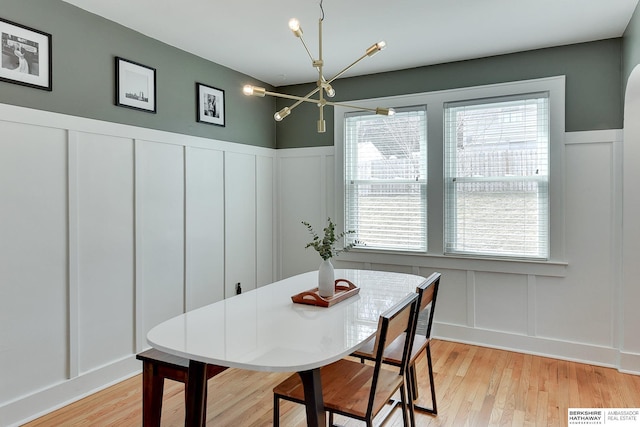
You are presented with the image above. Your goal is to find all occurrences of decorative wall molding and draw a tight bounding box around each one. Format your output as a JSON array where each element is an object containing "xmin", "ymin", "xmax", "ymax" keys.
[
  {"xmin": 0, "ymin": 102, "xmax": 276, "ymax": 426},
  {"xmin": 0, "ymin": 103, "xmax": 275, "ymax": 157},
  {"xmin": 276, "ymin": 130, "xmax": 633, "ymax": 376},
  {"xmin": 434, "ymin": 324, "xmax": 626, "ymax": 371},
  {"xmin": 564, "ymin": 129, "xmax": 623, "ymax": 144}
]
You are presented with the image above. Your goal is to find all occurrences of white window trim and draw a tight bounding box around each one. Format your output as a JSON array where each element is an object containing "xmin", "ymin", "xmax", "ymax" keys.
[{"xmin": 334, "ymin": 76, "xmax": 567, "ymax": 275}]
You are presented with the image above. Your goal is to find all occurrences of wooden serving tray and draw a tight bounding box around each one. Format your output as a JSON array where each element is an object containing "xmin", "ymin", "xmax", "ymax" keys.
[{"xmin": 291, "ymin": 279, "xmax": 360, "ymax": 307}]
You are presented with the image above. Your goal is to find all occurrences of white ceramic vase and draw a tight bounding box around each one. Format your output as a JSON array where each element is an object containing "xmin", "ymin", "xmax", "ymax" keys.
[{"xmin": 318, "ymin": 259, "xmax": 335, "ymax": 298}]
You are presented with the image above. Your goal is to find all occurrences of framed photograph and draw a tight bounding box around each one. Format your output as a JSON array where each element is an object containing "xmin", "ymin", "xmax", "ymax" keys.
[
  {"xmin": 115, "ymin": 57, "xmax": 156, "ymax": 113},
  {"xmin": 0, "ymin": 17, "xmax": 52, "ymax": 91},
  {"xmin": 197, "ymin": 82, "xmax": 225, "ymax": 126}
]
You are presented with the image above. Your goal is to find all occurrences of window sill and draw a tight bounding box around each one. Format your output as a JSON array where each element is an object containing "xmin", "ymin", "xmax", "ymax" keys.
[{"xmin": 339, "ymin": 249, "xmax": 567, "ymax": 277}]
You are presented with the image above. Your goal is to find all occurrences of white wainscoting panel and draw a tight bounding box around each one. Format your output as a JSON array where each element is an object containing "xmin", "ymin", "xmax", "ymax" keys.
[
  {"xmin": 475, "ymin": 272, "xmax": 528, "ymax": 335},
  {"xmin": 224, "ymin": 151, "xmax": 257, "ymax": 296},
  {"xmin": 277, "ymin": 150, "xmax": 330, "ymax": 279},
  {"xmin": 256, "ymin": 155, "xmax": 275, "ymax": 287},
  {"xmin": 135, "ymin": 140, "xmax": 186, "ymax": 348},
  {"xmin": 185, "ymin": 147, "xmax": 225, "ymax": 310},
  {"xmin": 0, "ymin": 121, "xmax": 69, "ymax": 404},
  {"xmin": 535, "ymin": 142, "xmax": 614, "ymax": 347},
  {"xmin": 76, "ymin": 132, "xmax": 135, "ymax": 374}
]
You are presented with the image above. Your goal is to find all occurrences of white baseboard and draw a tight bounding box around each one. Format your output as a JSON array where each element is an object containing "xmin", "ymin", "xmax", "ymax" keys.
[
  {"xmin": 619, "ymin": 351, "xmax": 640, "ymax": 375},
  {"xmin": 435, "ymin": 322, "xmax": 639, "ymax": 375},
  {"xmin": 0, "ymin": 355, "xmax": 141, "ymax": 427}
]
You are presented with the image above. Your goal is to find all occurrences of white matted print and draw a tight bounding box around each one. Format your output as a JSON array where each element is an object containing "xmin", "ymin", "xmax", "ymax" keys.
[
  {"xmin": 197, "ymin": 82, "xmax": 225, "ymax": 127},
  {"xmin": 0, "ymin": 17, "xmax": 52, "ymax": 91},
  {"xmin": 115, "ymin": 57, "xmax": 156, "ymax": 113}
]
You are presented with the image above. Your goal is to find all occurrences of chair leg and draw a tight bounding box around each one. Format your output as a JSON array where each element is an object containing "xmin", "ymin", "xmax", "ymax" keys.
[
  {"xmin": 408, "ymin": 381, "xmax": 418, "ymax": 427},
  {"xmin": 426, "ymin": 344, "xmax": 438, "ymax": 414},
  {"xmin": 407, "ymin": 344, "xmax": 438, "ymax": 415},
  {"xmin": 405, "ymin": 369, "xmax": 416, "ymax": 423},
  {"xmin": 273, "ymin": 394, "xmax": 280, "ymax": 427},
  {"xmin": 413, "ymin": 344, "xmax": 438, "ymax": 415},
  {"xmin": 410, "ymin": 363, "xmax": 419, "ymax": 400},
  {"xmin": 398, "ymin": 382, "xmax": 412, "ymax": 427}
]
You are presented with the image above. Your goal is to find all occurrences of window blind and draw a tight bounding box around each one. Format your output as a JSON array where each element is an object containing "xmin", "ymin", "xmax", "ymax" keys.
[
  {"xmin": 344, "ymin": 107, "xmax": 427, "ymax": 252},
  {"xmin": 443, "ymin": 93, "xmax": 550, "ymax": 259}
]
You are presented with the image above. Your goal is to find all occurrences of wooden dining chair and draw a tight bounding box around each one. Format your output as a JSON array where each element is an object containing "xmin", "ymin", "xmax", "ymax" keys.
[
  {"xmin": 352, "ymin": 272, "xmax": 441, "ymax": 415},
  {"xmin": 273, "ymin": 292, "xmax": 419, "ymax": 427}
]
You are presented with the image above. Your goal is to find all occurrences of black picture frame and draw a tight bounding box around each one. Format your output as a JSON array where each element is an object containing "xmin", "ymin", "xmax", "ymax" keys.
[
  {"xmin": 196, "ymin": 82, "xmax": 225, "ymax": 127},
  {"xmin": 115, "ymin": 57, "xmax": 156, "ymax": 113},
  {"xmin": 0, "ymin": 17, "xmax": 52, "ymax": 91}
]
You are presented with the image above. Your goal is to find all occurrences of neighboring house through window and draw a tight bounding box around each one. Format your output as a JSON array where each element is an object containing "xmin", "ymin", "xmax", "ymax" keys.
[
  {"xmin": 444, "ymin": 93, "xmax": 550, "ymax": 259},
  {"xmin": 344, "ymin": 107, "xmax": 428, "ymax": 252}
]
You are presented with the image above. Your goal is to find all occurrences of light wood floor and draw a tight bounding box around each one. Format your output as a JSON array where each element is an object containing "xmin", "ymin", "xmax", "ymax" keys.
[{"xmin": 24, "ymin": 340, "xmax": 640, "ymax": 426}]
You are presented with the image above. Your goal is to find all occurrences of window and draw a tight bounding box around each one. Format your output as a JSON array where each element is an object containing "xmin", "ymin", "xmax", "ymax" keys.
[
  {"xmin": 444, "ymin": 94, "xmax": 550, "ymax": 259},
  {"xmin": 344, "ymin": 107, "xmax": 427, "ymax": 251},
  {"xmin": 335, "ymin": 76, "xmax": 564, "ymax": 262}
]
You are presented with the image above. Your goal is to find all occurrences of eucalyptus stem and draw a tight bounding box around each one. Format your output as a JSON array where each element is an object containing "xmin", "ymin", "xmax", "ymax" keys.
[{"xmin": 302, "ymin": 217, "xmax": 356, "ymax": 260}]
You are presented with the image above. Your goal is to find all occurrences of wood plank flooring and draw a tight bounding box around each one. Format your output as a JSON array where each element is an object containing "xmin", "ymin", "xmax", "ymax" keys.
[{"xmin": 23, "ymin": 340, "xmax": 640, "ymax": 426}]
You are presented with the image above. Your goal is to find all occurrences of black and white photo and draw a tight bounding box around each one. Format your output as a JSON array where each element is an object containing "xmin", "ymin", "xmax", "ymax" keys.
[
  {"xmin": 197, "ymin": 82, "xmax": 225, "ymax": 126},
  {"xmin": 115, "ymin": 57, "xmax": 156, "ymax": 113},
  {"xmin": 0, "ymin": 17, "xmax": 52, "ymax": 91}
]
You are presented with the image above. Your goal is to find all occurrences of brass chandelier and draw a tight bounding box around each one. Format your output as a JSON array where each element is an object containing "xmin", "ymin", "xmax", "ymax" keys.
[{"xmin": 242, "ymin": 1, "xmax": 394, "ymax": 133}]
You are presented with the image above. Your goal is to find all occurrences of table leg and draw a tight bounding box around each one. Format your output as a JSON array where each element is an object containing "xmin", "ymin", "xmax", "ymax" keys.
[
  {"xmin": 298, "ymin": 369, "xmax": 326, "ymax": 427},
  {"xmin": 185, "ymin": 360, "xmax": 207, "ymax": 427},
  {"xmin": 141, "ymin": 361, "xmax": 163, "ymax": 427}
]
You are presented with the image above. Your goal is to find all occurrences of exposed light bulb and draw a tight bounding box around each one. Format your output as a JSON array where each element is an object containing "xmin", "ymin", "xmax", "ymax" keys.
[
  {"xmin": 366, "ymin": 41, "xmax": 387, "ymax": 57},
  {"xmin": 324, "ymin": 84, "xmax": 335, "ymax": 97},
  {"xmin": 375, "ymin": 107, "xmax": 395, "ymax": 116},
  {"xmin": 274, "ymin": 107, "xmax": 291, "ymax": 121},
  {"xmin": 289, "ymin": 18, "xmax": 302, "ymax": 37},
  {"xmin": 243, "ymin": 85, "xmax": 266, "ymax": 97}
]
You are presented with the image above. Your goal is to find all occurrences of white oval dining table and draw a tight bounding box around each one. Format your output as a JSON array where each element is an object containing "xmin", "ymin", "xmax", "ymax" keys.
[{"xmin": 147, "ymin": 268, "xmax": 427, "ymax": 426}]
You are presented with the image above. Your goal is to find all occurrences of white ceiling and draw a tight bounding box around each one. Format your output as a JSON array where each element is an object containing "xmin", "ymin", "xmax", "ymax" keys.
[{"xmin": 62, "ymin": 0, "xmax": 639, "ymax": 87}]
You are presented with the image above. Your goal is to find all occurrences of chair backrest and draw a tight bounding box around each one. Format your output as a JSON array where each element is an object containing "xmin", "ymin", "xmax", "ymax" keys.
[
  {"xmin": 415, "ymin": 272, "xmax": 441, "ymax": 340},
  {"xmin": 371, "ymin": 292, "xmax": 418, "ymax": 361},
  {"xmin": 367, "ymin": 292, "xmax": 419, "ymax": 414}
]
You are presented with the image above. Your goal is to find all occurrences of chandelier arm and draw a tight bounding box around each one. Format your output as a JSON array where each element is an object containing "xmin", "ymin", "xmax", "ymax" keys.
[
  {"xmin": 297, "ymin": 34, "xmax": 316, "ymax": 66},
  {"xmin": 323, "ymin": 100, "xmax": 379, "ymax": 112},
  {"xmin": 280, "ymin": 96, "xmax": 311, "ymax": 116},
  {"xmin": 325, "ymin": 53, "xmax": 369, "ymax": 85},
  {"xmin": 324, "ymin": 101, "xmax": 394, "ymax": 116},
  {"xmin": 263, "ymin": 90, "xmax": 322, "ymax": 104}
]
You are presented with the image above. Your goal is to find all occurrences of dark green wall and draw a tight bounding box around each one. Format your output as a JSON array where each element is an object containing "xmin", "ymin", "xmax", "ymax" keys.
[
  {"xmin": 1, "ymin": 1, "xmax": 629, "ymax": 150},
  {"xmin": 0, "ymin": 0, "xmax": 276, "ymax": 148},
  {"xmin": 623, "ymin": 2, "xmax": 640, "ymax": 93},
  {"xmin": 276, "ymin": 39, "xmax": 623, "ymax": 149}
]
